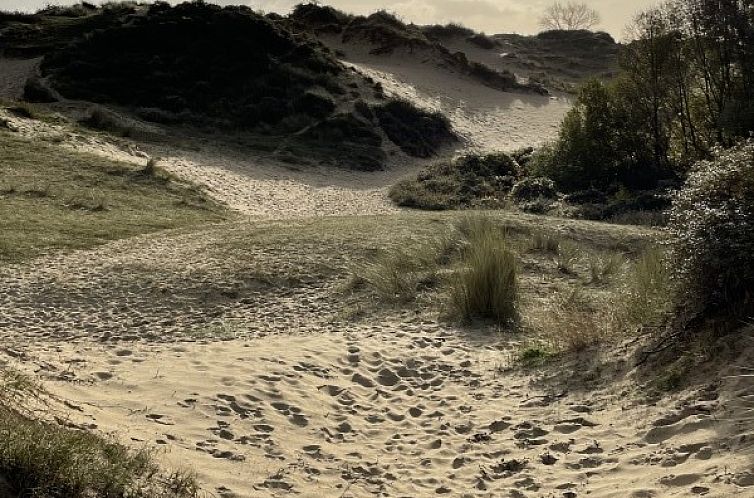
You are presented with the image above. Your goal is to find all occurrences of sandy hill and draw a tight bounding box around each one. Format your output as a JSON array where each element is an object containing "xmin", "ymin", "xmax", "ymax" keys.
[
  {"xmin": 287, "ymin": 5, "xmax": 547, "ymax": 95},
  {"xmin": 0, "ymin": 2, "xmax": 456, "ymax": 170},
  {"xmin": 1, "ymin": 4, "xmax": 754, "ymax": 498},
  {"xmin": 427, "ymin": 27, "xmax": 619, "ymax": 90}
]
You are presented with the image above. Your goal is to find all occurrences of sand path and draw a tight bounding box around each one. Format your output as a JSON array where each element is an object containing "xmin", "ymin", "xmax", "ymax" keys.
[
  {"xmin": 1, "ymin": 59, "xmax": 753, "ymax": 497},
  {"xmin": 2, "ymin": 213, "xmax": 753, "ymax": 497}
]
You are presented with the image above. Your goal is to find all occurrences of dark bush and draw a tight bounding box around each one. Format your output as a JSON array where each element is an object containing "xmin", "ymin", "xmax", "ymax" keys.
[
  {"xmin": 467, "ymin": 33, "xmax": 497, "ymax": 49},
  {"xmin": 510, "ymin": 177, "xmax": 557, "ymax": 203},
  {"xmin": 389, "ymin": 152, "xmax": 521, "ymax": 210},
  {"xmin": 302, "ymin": 113, "xmax": 381, "ymax": 146},
  {"xmin": 375, "ymin": 100, "xmax": 455, "ymax": 157},
  {"xmin": 456, "ymin": 152, "xmax": 520, "ymax": 178},
  {"xmin": 422, "ymin": 23, "xmax": 474, "ymax": 40},
  {"xmin": 510, "ymin": 146, "xmax": 535, "ymax": 168},
  {"xmin": 343, "ymin": 11, "xmax": 430, "ymax": 54},
  {"xmin": 23, "ymin": 78, "xmax": 57, "ymax": 103},
  {"xmin": 293, "ymin": 91, "xmax": 336, "ymax": 118},
  {"xmin": 668, "ymin": 141, "xmax": 754, "ymax": 317},
  {"xmin": 354, "ymin": 100, "xmax": 374, "ymax": 120},
  {"xmin": 564, "ymin": 189, "xmax": 608, "ymax": 205},
  {"xmin": 290, "ymin": 2, "xmax": 350, "ymax": 32}
]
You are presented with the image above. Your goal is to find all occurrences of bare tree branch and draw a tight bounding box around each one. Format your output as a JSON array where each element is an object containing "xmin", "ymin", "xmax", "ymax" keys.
[{"xmin": 539, "ymin": 2, "xmax": 601, "ymax": 31}]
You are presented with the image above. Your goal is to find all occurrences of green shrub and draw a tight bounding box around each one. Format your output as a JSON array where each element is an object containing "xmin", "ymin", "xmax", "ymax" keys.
[
  {"xmin": 450, "ymin": 225, "xmax": 518, "ymax": 324},
  {"xmin": 388, "ymin": 152, "xmax": 519, "ymax": 210},
  {"xmin": 668, "ymin": 140, "xmax": 754, "ymax": 316},
  {"xmin": 530, "ymin": 79, "xmax": 666, "ymax": 193},
  {"xmin": 510, "ymin": 177, "xmax": 557, "ymax": 203},
  {"xmin": 456, "ymin": 152, "xmax": 520, "ymax": 178}
]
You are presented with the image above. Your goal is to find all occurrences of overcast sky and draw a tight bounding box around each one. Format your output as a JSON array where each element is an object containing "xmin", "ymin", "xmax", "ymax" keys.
[{"xmin": 0, "ymin": 0, "xmax": 657, "ymax": 38}]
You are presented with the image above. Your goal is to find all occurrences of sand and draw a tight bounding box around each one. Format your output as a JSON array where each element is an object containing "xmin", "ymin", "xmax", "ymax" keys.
[{"xmin": 1, "ymin": 52, "xmax": 754, "ymax": 497}]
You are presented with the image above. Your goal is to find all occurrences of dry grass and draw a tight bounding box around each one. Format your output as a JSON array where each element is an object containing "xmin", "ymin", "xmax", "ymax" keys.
[
  {"xmin": 587, "ymin": 252, "xmax": 625, "ymax": 284},
  {"xmin": 354, "ymin": 242, "xmax": 442, "ymax": 303},
  {"xmin": 614, "ymin": 246, "xmax": 673, "ymax": 328},
  {"xmin": 0, "ymin": 368, "xmax": 198, "ymax": 498},
  {"xmin": 530, "ymin": 287, "xmax": 605, "ymax": 352},
  {"xmin": 528, "ymin": 231, "xmax": 560, "ymax": 254},
  {"xmin": 0, "ymin": 130, "xmax": 224, "ymax": 263},
  {"xmin": 449, "ymin": 220, "xmax": 518, "ymax": 324}
]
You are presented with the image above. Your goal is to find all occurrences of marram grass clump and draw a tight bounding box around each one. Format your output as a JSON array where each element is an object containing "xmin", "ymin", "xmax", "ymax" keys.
[{"xmin": 450, "ymin": 225, "xmax": 518, "ymax": 324}]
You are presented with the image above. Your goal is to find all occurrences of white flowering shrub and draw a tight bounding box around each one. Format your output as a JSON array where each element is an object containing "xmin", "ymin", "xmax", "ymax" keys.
[{"xmin": 668, "ymin": 140, "xmax": 754, "ymax": 313}]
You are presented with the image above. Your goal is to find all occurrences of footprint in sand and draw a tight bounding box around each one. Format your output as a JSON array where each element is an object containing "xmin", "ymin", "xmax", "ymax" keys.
[
  {"xmin": 553, "ymin": 417, "xmax": 598, "ymax": 434},
  {"xmin": 145, "ymin": 413, "xmax": 174, "ymax": 425}
]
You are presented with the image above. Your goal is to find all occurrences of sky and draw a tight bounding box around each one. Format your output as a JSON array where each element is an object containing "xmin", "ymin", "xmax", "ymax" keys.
[{"xmin": 0, "ymin": 0, "xmax": 658, "ymax": 38}]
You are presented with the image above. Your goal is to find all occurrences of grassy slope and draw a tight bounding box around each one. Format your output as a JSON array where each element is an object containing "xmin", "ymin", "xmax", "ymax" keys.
[
  {"xmin": 0, "ymin": 130, "xmax": 224, "ymax": 263},
  {"xmin": 0, "ymin": 369, "xmax": 198, "ymax": 498}
]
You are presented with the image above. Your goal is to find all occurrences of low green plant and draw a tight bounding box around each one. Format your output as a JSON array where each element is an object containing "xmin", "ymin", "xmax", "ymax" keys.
[{"xmin": 517, "ymin": 343, "xmax": 556, "ymax": 366}]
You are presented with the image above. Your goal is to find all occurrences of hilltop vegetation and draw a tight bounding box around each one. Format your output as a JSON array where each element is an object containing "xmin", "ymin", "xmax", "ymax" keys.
[
  {"xmin": 426, "ymin": 25, "xmax": 619, "ymax": 89},
  {"xmin": 0, "ymin": 1, "xmax": 456, "ymax": 170},
  {"xmin": 288, "ymin": 4, "xmax": 548, "ymax": 94}
]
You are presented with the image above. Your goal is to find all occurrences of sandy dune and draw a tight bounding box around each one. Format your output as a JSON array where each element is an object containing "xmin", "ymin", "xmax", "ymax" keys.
[
  {"xmin": 2, "ymin": 55, "xmax": 754, "ymax": 498},
  {"xmin": 328, "ymin": 39, "xmax": 572, "ymax": 153},
  {"xmin": 15, "ymin": 333, "xmax": 754, "ymax": 498},
  {"xmin": 2, "ymin": 211, "xmax": 753, "ymax": 497}
]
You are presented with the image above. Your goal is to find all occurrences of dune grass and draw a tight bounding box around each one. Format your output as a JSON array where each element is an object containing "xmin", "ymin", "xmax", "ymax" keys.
[
  {"xmin": 0, "ymin": 368, "xmax": 198, "ymax": 498},
  {"xmin": 0, "ymin": 130, "xmax": 224, "ymax": 263},
  {"xmin": 342, "ymin": 212, "xmax": 663, "ymax": 340},
  {"xmin": 450, "ymin": 223, "xmax": 518, "ymax": 324}
]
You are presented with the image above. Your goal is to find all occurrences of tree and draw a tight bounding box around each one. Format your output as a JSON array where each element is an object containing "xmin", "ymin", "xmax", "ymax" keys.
[{"xmin": 539, "ymin": 1, "xmax": 601, "ymax": 31}]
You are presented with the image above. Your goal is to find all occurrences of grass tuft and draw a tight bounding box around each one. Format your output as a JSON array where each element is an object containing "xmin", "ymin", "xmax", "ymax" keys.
[
  {"xmin": 450, "ymin": 221, "xmax": 518, "ymax": 324},
  {"xmin": 528, "ymin": 231, "xmax": 560, "ymax": 254}
]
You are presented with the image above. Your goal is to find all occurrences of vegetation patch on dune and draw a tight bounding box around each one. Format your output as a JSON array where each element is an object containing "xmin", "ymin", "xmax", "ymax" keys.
[
  {"xmin": 390, "ymin": 147, "xmax": 672, "ymax": 224},
  {"xmin": 2, "ymin": 2, "xmax": 457, "ymax": 169},
  {"xmin": 0, "ymin": 368, "xmax": 197, "ymax": 498},
  {"xmin": 289, "ymin": 4, "xmax": 547, "ymax": 94},
  {"xmin": 0, "ymin": 128, "xmax": 223, "ymax": 263}
]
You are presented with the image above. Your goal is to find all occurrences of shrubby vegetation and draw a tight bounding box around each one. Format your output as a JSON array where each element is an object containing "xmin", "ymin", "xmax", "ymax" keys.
[
  {"xmin": 389, "ymin": 152, "xmax": 523, "ymax": 210},
  {"xmin": 668, "ymin": 140, "xmax": 754, "ymax": 320},
  {"xmin": 3, "ymin": 2, "xmax": 457, "ymax": 170},
  {"xmin": 535, "ymin": 0, "xmax": 754, "ymax": 191}
]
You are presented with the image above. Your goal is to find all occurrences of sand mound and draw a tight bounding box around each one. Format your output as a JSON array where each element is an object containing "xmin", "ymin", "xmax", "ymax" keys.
[{"xmin": 348, "ymin": 58, "xmax": 570, "ymax": 152}]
